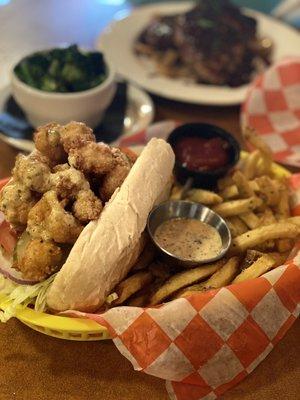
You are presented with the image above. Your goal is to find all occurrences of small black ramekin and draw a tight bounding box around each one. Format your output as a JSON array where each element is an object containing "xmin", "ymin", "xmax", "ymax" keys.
[{"xmin": 167, "ymin": 123, "xmax": 240, "ymax": 189}]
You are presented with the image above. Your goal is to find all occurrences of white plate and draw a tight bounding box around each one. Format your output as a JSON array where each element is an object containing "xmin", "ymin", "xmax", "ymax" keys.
[
  {"xmin": 97, "ymin": 2, "xmax": 300, "ymax": 106},
  {"xmin": 0, "ymin": 84, "xmax": 154, "ymax": 153}
]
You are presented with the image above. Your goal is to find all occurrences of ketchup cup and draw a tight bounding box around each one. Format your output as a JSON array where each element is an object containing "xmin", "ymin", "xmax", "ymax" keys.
[{"xmin": 167, "ymin": 123, "xmax": 240, "ymax": 189}]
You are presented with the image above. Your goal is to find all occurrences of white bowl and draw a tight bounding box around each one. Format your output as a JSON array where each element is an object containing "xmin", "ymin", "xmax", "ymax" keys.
[{"xmin": 10, "ymin": 56, "xmax": 117, "ymax": 128}]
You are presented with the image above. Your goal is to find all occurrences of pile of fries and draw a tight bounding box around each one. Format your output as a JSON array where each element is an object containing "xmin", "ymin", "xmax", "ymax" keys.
[{"xmin": 107, "ymin": 128, "xmax": 300, "ymax": 308}]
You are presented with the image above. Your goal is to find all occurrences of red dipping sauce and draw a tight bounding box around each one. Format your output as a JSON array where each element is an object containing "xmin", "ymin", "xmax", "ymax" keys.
[{"xmin": 174, "ymin": 136, "xmax": 230, "ymax": 172}]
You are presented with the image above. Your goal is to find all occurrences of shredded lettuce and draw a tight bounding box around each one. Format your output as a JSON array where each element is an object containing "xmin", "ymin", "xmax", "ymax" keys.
[
  {"xmin": 105, "ymin": 292, "xmax": 118, "ymax": 305},
  {"xmin": 0, "ymin": 273, "xmax": 56, "ymax": 322}
]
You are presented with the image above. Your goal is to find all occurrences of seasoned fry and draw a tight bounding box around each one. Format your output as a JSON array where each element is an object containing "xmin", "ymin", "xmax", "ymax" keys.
[
  {"xmin": 286, "ymin": 216, "xmax": 300, "ymax": 227},
  {"xmin": 232, "ymin": 171, "xmax": 254, "ymax": 198},
  {"xmin": 225, "ymin": 219, "xmax": 241, "ymax": 238},
  {"xmin": 243, "ymin": 127, "xmax": 273, "ymax": 159},
  {"xmin": 217, "ymin": 175, "xmax": 234, "ymax": 191},
  {"xmin": 276, "ymin": 187, "xmax": 290, "ymax": 218},
  {"xmin": 240, "ymin": 212, "xmax": 260, "ymax": 229},
  {"xmin": 132, "ymin": 243, "xmax": 156, "ymax": 271},
  {"xmin": 170, "ymin": 185, "xmax": 183, "ymax": 200},
  {"xmin": 231, "ymin": 222, "xmax": 300, "ymax": 254},
  {"xmin": 243, "ymin": 150, "xmax": 261, "ymax": 179},
  {"xmin": 127, "ymin": 293, "xmax": 149, "ymax": 307},
  {"xmin": 212, "ymin": 196, "xmax": 262, "ymax": 218},
  {"xmin": 112, "ymin": 271, "xmax": 153, "ymax": 305},
  {"xmin": 149, "ymin": 259, "xmax": 225, "ymax": 305},
  {"xmin": 259, "ymin": 207, "xmax": 277, "ymax": 226},
  {"xmin": 148, "ymin": 262, "xmax": 172, "ymax": 280},
  {"xmin": 232, "ymin": 254, "xmax": 276, "ymax": 283},
  {"xmin": 227, "ymin": 216, "xmax": 248, "ymax": 236},
  {"xmin": 268, "ymin": 252, "xmax": 289, "ymax": 268},
  {"xmin": 254, "ymin": 176, "xmax": 280, "ymax": 206},
  {"xmin": 276, "ymin": 239, "xmax": 293, "ymax": 253},
  {"xmin": 176, "ymin": 257, "xmax": 240, "ymax": 298},
  {"xmin": 219, "ymin": 185, "xmax": 239, "ymax": 200},
  {"xmin": 186, "ymin": 188, "xmax": 222, "ymax": 205},
  {"xmin": 255, "ymin": 240, "xmax": 275, "ymax": 252},
  {"xmin": 240, "ymin": 249, "xmax": 264, "ymax": 270}
]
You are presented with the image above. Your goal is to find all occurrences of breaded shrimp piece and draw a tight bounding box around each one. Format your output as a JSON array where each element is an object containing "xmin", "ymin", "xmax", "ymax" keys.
[
  {"xmin": 13, "ymin": 151, "xmax": 51, "ymax": 193},
  {"xmin": 100, "ymin": 148, "xmax": 132, "ymax": 202},
  {"xmin": 34, "ymin": 123, "xmax": 67, "ymax": 164},
  {"xmin": 60, "ymin": 121, "xmax": 95, "ymax": 153},
  {"xmin": 0, "ymin": 180, "xmax": 37, "ymax": 228},
  {"xmin": 68, "ymin": 142, "xmax": 115, "ymax": 175},
  {"xmin": 16, "ymin": 238, "xmax": 63, "ymax": 281},
  {"xmin": 27, "ymin": 191, "xmax": 83, "ymax": 244},
  {"xmin": 72, "ymin": 189, "xmax": 103, "ymax": 223},
  {"xmin": 50, "ymin": 166, "xmax": 89, "ymax": 198}
]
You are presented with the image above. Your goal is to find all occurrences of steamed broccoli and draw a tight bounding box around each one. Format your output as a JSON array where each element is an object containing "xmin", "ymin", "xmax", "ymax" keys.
[{"xmin": 14, "ymin": 45, "xmax": 107, "ymax": 93}]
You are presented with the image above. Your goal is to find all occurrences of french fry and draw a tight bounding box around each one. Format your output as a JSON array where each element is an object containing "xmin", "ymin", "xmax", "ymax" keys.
[
  {"xmin": 240, "ymin": 249, "xmax": 264, "ymax": 270},
  {"xmin": 249, "ymin": 180, "xmax": 260, "ymax": 192},
  {"xmin": 217, "ymin": 175, "xmax": 234, "ymax": 191},
  {"xmin": 259, "ymin": 207, "xmax": 277, "ymax": 226},
  {"xmin": 268, "ymin": 252, "xmax": 289, "ymax": 268},
  {"xmin": 149, "ymin": 259, "xmax": 225, "ymax": 305},
  {"xmin": 255, "ymin": 240, "xmax": 276, "ymax": 252},
  {"xmin": 254, "ymin": 176, "xmax": 280, "ymax": 206},
  {"xmin": 176, "ymin": 257, "xmax": 240, "ymax": 298},
  {"xmin": 225, "ymin": 219, "xmax": 241, "ymax": 238},
  {"xmin": 232, "ymin": 254, "xmax": 276, "ymax": 283},
  {"xmin": 240, "ymin": 212, "xmax": 260, "ymax": 229},
  {"xmin": 243, "ymin": 127, "xmax": 273, "ymax": 159},
  {"xmin": 148, "ymin": 262, "xmax": 172, "ymax": 280},
  {"xmin": 170, "ymin": 185, "xmax": 183, "ymax": 200},
  {"xmin": 286, "ymin": 216, "xmax": 300, "ymax": 227},
  {"xmin": 231, "ymin": 222, "xmax": 300, "ymax": 254},
  {"xmin": 276, "ymin": 239, "xmax": 293, "ymax": 253},
  {"xmin": 127, "ymin": 293, "xmax": 149, "ymax": 307},
  {"xmin": 243, "ymin": 150, "xmax": 261, "ymax": 179},
  {"xmin": 227, "ymin": 216, "xmax": 248, "ymax": 235},
  {"xmin": 276, "ymin": 186, "xmax": 290, "ymax": 218},
  {"xmin": 219, "ymin": 185, "xmax": 239, "ymax": 200},
  {"xmin": 212, "ymin": 196, "xmax": 262, "ymax": 218},
  {"xmin": 232, "ymin": 170, "xmax": 254, "ymax": 198},
  {"xmin": 132, "ymin": 243, "xmax": 156, "ymax": 271},
  {"xmin": 186, "ymin": 188, "xmax": 222, "ymax": 205},
  {"xmin": 112, "ymin": 271, "xmax": 153, "ymax": 305}
]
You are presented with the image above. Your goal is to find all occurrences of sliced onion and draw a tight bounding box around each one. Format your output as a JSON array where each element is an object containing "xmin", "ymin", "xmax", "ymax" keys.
[{"xmin": 0, "ymin": 250, "xmax": 37, "ymax": 285}]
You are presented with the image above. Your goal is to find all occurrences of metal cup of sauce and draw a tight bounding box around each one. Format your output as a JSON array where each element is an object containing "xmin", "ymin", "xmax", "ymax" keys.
[
  {"xmin": 167, "ymin": 123, "xmax": 240, "ymax": 189},
  {"xmin": 147, "ymin": 200, "xmax": 231, "ymax": 268}
]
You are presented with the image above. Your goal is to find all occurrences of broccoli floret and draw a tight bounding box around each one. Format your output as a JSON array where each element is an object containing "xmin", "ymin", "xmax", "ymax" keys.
[{"xmin": 14, "ymin": 44, "xmax": 107, "ymax": 93}]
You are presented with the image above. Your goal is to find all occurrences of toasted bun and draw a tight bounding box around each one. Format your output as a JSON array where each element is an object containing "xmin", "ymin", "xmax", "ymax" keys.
[{"xmin": 47, "ymin": 138, "xmax": 175, "ymax": 311}]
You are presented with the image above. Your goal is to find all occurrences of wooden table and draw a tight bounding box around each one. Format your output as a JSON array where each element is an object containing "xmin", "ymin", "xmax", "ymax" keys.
[{"xmin": 0, "ymin": 99, "xmax": 299, "ymax": 400}]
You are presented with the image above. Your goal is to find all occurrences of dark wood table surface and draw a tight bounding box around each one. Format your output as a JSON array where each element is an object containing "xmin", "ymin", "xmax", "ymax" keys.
[{"xmin": 0, "ymin": 99, "xmax": 299, "ymax": 400}]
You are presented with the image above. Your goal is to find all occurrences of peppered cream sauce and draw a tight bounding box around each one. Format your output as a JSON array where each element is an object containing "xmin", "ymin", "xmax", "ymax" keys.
[{"xmin": 154, "ymin": 218, "xmax": 222, "ymax": 261}]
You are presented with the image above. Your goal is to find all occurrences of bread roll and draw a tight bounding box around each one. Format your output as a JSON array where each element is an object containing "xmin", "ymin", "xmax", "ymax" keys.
[{"xmin": 47, "ymin": 138, "xmax": 175, "ymax": 311}]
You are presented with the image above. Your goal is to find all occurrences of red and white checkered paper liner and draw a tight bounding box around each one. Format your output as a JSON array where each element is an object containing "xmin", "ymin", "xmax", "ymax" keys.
[
  {"xmin": 241, "ymin": 57, "xmax": 300, "ymax": 167},
  {"xmin": 68, "ymin": 173, "xmax": 300, "ymax": 400}
]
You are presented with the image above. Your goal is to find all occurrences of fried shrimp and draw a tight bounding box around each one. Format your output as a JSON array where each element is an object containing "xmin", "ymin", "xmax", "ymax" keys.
[
  {"xmin": 34, "ymin": 123, "xmax": 67, "ymax": 164},
  {"xmin": 27, "ymin": 191, "xmax": 83, "ymax": 244},
  {"xmin": 73, "ymin": 189, "xmax": 103, "ymax": 223},
  {"xmin": 13, "ymin": 151, "xmax": 51, "ymax": 193},
  {"xmin": 50, "ymin": 166, "xmax": 89, "ymax": 198},
  {"xmin": 68, "ymin": 142, "xmax": 115, "ymax": 175},
  {"xmin": 0, "ymin": 181, "xmax": 37, "ymax": 228},
  {"xmin": 100, "ymin": 148, "xmax": 132, "ymax": 201},
  {"xmin": 16, "ymin": 238, "xmax": 63, "ymax": 281},
  {"xmin": 60, "ymin": 121, "xmax": 95, "ymax": 153}
]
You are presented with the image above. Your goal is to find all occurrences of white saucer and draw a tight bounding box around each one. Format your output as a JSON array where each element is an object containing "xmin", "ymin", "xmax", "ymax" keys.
[{"xmin": 0, "ymin": 84, "xmax": 154, "ymax": 153}]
